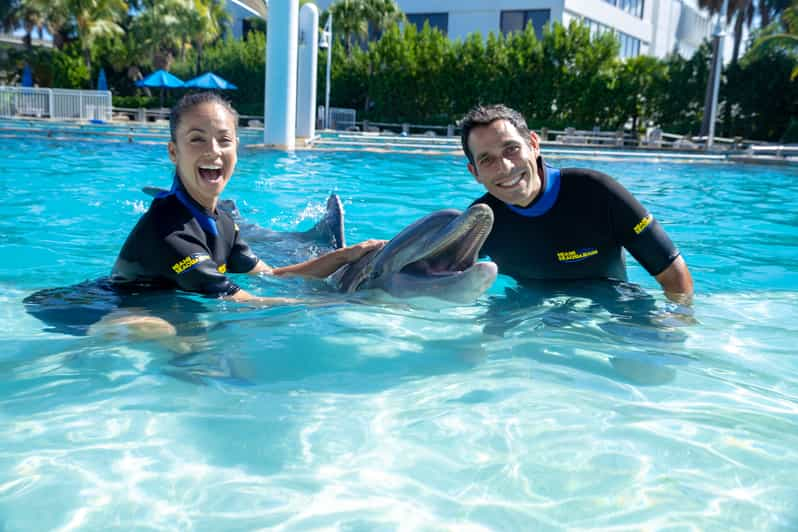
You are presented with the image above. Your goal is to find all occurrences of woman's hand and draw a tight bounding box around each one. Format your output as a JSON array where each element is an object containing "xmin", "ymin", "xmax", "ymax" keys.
[
  {"xmin": 342, "ymin": 239, "xmax": 386, "ymax": 262},
  {"xmin": 268, "ymin": 239, "xmax": 387, "ymax": 279}
]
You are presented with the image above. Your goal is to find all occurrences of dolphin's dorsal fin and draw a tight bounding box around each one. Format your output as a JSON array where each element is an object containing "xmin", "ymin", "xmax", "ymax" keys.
[{"xmin": 300, "ymin": 193, "xmax": 346, "ymax": 249}]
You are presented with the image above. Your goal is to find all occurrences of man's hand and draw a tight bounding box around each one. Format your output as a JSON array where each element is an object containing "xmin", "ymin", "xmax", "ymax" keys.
[{"xmin": 655, "ymin": 255, "xmax": 694, "ymax": 305}]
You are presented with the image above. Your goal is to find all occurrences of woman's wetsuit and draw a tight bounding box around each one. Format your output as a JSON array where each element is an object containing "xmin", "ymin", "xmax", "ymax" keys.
[
  {"xmin": 111, "ymin": 179, "xmax": 259, "ymax": 297},
  {"xmin": 24, "ymin": 179, "xmax": 260, "ymax": 335}
]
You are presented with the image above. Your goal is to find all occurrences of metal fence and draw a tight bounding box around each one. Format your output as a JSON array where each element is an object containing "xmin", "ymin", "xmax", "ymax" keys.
[
  {"xmin": 0, "ymin": 86, "xmax": 112, "ymax": 122},
  {"xmin": 317, "ymin": 106, "xmax": 357, "ymax": 130}
]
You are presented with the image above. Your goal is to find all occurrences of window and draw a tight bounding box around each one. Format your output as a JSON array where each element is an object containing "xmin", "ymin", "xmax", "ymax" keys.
[
  {"xmin": 581, "ymin": 16, "xmax": 642, "ymax": 58},
  {"xmin": 601, "ymin": 0, "xmax": 644, "ymax": 19},
  {"xmin": 406, "ymin": 13, "xmax": 449, "ymax": 35},
  {"xmin": 500, "ymin": 10, "xmax": 551, "ymax": 39}
]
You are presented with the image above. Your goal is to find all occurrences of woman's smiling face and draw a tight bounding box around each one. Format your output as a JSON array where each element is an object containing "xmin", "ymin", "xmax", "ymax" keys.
[{"xmin": 168, "ymin": 101, "xmax": 238, "ymax": 211}]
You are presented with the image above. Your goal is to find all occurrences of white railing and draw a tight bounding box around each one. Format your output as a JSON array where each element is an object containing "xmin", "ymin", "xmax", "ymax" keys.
[
  {"xmin": 0, "ymin": 86, "xmax": 112, "ymax": 122},
  {"xmin": 317, "ymin": 106, "xmax": 357, "ymax": 130}
]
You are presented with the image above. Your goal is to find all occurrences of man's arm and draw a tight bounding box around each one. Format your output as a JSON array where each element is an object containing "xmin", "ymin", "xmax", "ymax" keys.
[
  {"xmin": 655, "ymin": 255, "xmax": 693, "ymax": 304},
  {"xmin": 268, "ymin": 239, "xmax": 385, "ymax": 279}
]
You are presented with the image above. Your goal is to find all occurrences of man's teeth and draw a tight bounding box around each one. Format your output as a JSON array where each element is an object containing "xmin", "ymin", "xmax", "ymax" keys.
[
  {"xmin": 499, "ymin": 173, "xmax": 523, "ymax": 188},
  {"xmin": 199, "ymin": 165, "xmax": 222, "ymax": 170}
]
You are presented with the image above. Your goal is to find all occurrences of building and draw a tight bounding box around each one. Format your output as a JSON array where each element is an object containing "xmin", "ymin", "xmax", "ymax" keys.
[
  {"xmin": 226, "ymin": 0, "xmax": 268, "ymax": 40},
  {"xmin": 312, "ymin": 0, "xmax": 734, "ymax": 62}
]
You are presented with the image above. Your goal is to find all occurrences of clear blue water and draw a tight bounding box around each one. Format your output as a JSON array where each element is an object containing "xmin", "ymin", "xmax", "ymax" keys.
[{"xmin": 2, "ymin": 137, "xmax": 798, "ymax": 530}]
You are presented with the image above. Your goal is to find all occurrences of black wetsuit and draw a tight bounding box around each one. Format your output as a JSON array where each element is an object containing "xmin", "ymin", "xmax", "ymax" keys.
[
  {"xmin": 471, "ymin": 164, "xmax": 680, "ymax": 283},
  {"xmin": 24, "ymin": 179, "xmax": 259, "ymax": 335},
  {"xmin": 111, "ymin": 179, "xmax": 259, "ymax": 296}
]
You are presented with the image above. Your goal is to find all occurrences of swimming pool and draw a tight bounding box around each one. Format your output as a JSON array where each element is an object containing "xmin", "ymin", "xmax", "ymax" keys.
[{"xmin": 1, "ymin": 137, "xmax": 797, "ymax": 530}]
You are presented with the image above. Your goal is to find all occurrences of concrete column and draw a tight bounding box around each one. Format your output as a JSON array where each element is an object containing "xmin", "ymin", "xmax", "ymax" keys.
[
  {"xmin": 296, "ymin": 4, "xmax": 319, "ymax": 141},
  {"xmin": 264, "ymin": 0, "xmax": 299, "ymax": 149}
]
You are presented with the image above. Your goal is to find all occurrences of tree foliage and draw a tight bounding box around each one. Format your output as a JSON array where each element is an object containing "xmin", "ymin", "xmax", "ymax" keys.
[{"xmin": 2, "ymin": 0, "xmax": 797, "ymax": 142}]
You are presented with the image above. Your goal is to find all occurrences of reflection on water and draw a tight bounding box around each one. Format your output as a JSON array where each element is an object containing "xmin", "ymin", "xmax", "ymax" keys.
[{"xmin": 2, "ymin": 140, "xmax": 798, "ymax": 529}]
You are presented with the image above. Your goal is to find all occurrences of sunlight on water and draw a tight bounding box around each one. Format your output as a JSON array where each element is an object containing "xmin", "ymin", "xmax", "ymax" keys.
[{"xmin": 1, "ymin": 138, "xmax": 797, "ymax": 530}]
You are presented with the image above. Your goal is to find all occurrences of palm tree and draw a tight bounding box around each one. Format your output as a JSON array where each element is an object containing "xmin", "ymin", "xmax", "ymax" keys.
[
  {"xmin": 326, "ymin": 0, "xmax": 405, "ymax": 51},
  {"xmin": 68, "ymin": 0, "xmax": 128, "ymax": 70},
  {"xmin": 363, "ymin": 0, "xmax": 405, "ymax": 40},
  {"xmin": 131, "ymin": 0, "xmax": 188, "ymax": 70},
  {"xmin": 21, "ymin": 0, "xmax": 73, "ymax": 50},
  {"xmin": 1, "ymin": 0, "xmax": 20, "ymax": 33},
  {"xmin": 698, "ymin": 0, "xmax": 755, "ymax": 64},
  {"xmin": 752, "ymin": 0, "xmax": 798, "ymax": 77},
  {"xmin": 328, "ymin": 0, "xmax": 368, "ymax": 52},
  {"xmin": 5, "ymin": 0, "xmax": 45, "ymax": 51},
  {"xmin": 182, "ymin": 0, "xmax": 230, "ymax": 75}
]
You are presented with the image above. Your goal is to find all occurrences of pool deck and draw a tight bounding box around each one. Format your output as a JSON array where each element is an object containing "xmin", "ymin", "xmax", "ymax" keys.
[{"xmin": 3, "ymin": 117, "xmax": 797, "ymax": 167}]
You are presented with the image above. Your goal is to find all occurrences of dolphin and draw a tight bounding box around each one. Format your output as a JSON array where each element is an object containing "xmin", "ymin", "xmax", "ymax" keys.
[
  {"xmin": 142, "ymin": 187, "xmax": 498, "ymax": 303},
  {"xmin": 329, "ymin": 204, "xmax": 498, "ymax": 304}
]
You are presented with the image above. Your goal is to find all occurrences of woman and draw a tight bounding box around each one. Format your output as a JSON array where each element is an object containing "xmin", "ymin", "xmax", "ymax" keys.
[{"xmin": 111, "ymin": 91, "xmax": 382, "ymax": 304}]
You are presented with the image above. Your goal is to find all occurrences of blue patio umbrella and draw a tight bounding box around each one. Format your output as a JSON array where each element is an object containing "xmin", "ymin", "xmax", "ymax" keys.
[
  {"xmin": 22, "ymin": 64, "xmax": 33, "ymax": 87},
  {"xmin": 135, "ymin": 69, "xmax": 185, "ymax": 89},
  {"xmin": 135, "ymin": 69, "xmax": 185, "ymax": 108},
  {"xmin": 184, "ymin": 72, "xmax": 237, "ymax": 90},
  {"xmin": 97, "ymin": 68, "xmax": 108, "ymax": 91}
]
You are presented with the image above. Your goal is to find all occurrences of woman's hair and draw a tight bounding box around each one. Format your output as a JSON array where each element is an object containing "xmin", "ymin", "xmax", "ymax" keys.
[{"xmin": 169, "ymin": 92, "xmax": 239, "ymax": 141}]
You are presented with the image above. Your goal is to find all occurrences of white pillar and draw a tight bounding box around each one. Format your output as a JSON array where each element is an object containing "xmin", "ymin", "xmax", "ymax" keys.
[
  {"xmin": 264, "ymin": 0, "xmax": 299, "ymax": 149},
  {"xmin": 706, "ymin": 0, "xmax": 727, "ymax": 150},
  {"xmin": 296, "ymin": 4, "xmax": 319, "ymax": 141}
]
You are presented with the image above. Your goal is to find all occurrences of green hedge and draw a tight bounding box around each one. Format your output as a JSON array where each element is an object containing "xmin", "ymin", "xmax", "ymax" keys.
[{"xmin": 12, "ymin": 22, "xmax": 798, "ymax": 141}]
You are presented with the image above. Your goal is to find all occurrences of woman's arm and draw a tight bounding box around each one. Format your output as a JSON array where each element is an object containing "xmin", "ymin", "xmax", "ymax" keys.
[
  {"xmin": 269, "ymin": 239, "xmax": 385, "ymax": 279},
  {"xmin": 226, "ymin": 287, "xmax": 300, "ymax": 305}
]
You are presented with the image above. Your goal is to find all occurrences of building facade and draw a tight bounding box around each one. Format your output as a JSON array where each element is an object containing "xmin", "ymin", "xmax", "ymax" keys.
[{"xmin": 312, "ymin": 0, "xmax": 733, "ymax": 62}]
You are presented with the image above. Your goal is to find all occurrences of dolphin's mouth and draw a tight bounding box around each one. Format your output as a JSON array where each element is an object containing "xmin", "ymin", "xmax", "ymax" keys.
[
  {"xmin": 390, "ymin": 204, "xmax": 494, "ymax": 278},
  {"xmin": 333, "ymin": 204, "xmax": 497, "ymax": 297}
]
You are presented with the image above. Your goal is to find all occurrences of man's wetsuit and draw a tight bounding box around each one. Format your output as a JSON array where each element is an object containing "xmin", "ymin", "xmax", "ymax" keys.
[
  {"xmin": 471, "ymin": 164, "xmax": 680, "ymax": 283},
  {"xmin": 111, "ymin": 178, "xmax": 259, "ymax": 297}
]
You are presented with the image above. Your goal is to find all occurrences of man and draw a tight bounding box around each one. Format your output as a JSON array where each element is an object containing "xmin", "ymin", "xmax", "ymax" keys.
[{"xmin": 460, "ymin": 104, "xmax": 693, "ymax": 303}]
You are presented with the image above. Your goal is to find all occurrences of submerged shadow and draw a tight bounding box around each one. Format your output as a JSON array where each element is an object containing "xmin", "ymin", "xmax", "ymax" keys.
[{"xmin": 479, "ymin": 279, "xmax": 695, "ymax": 385}]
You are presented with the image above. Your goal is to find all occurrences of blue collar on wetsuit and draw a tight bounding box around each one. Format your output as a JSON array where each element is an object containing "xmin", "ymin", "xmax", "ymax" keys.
[
  {"xmin": 157, "ymin": 175, "xmax": 219, "ymax": 236},
  {"xmin": 505, "ymin": 165, "xmax": 561, "ymax": 218}
]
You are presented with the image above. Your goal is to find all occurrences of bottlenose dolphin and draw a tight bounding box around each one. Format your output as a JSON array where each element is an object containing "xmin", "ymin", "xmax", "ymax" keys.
[
  {"xmin": 142, "ymin": 188, "xmax": 498, "ymax": 303},
  {"xmin": 329, "ymin": 204, "xmax": 497, "ymax": 303}
]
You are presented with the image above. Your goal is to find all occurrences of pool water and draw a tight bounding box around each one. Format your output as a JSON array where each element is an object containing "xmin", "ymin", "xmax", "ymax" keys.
[{"xmin": 1, "ymin": 137, "xmax": 797, "ymax": 530}]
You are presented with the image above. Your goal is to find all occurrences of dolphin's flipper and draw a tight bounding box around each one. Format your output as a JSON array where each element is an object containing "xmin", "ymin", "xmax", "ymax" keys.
[{"xmin": 299, "ymin": 194, "xmax": 346, "ymax": 249}]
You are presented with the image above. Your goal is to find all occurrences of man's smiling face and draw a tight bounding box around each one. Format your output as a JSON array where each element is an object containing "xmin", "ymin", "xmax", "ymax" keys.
[{"xmin": 467, "ymin": 119, "xmax": 542, "ymax": 207}]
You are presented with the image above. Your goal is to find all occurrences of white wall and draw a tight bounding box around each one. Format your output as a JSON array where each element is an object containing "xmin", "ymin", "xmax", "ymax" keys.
[
  {"xmin": 310, "ymin": 0, "xmax": 733, "ymax": 60},
  {"xmin": 564, "ymin": 0, "xmax": 651, "ymax": 42}
]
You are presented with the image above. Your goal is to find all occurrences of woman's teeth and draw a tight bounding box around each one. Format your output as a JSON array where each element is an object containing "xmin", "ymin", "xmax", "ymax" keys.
[{"xmin": 198, "ymin": 165, "xmax": 222, "ymax": 181}]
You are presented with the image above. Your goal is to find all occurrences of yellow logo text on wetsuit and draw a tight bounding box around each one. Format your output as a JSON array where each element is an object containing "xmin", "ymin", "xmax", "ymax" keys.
[
  {"xmin": 634, "ymin": 214, "xmax": 653, "ymax": 235},
  {"xmin": 217, "ymin": 263, "xmax": 227, "ymax": 274},
  {"xmin": 172, "ymin": 253, "xmax": 210, "ymax": 274},
  {"xmin": 557, "ymin": 248, "xmax": 599, "ymax": 263}
]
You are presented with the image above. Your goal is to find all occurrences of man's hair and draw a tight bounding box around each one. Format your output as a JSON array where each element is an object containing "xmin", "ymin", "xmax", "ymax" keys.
[
  {"xmin": 459, "ymin": 104, "xmax": 531, "ymax": 166},
  {"xmin": 169, "ymin": 91, "xmax": 239, "ymax": 141}
]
